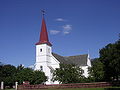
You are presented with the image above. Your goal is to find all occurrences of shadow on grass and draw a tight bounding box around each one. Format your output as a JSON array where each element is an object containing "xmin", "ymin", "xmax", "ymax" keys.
[{"xmin": 105, "ymin": 88, "xmax": 120, "ymax": 90}]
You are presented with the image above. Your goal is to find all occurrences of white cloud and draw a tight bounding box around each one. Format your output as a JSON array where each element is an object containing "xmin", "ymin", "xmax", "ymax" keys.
[
  {"xmin": 63, "ymin": 31, "xmax": 70, "ymax": 34},
  {"xmin": 55, "ymin": 18, "xmax": 65, "ymax": 22},
  {"xmin": 50, "ymin": 30, "xmax": 60, "ymax": 35},
  {"xmin": 62, "ymin": 24, "xmax": 72, "ymax": 34},
  {"xmin": 62, "ymin": 24, "xmax": 72, "ymax": 30}
]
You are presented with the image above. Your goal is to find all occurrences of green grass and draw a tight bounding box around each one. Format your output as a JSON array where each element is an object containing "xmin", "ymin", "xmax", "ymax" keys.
[
  {"xmin": 40, "ymin": 88, "xmax": 104, "ymax": 90},
  {"xmin": 4, "ymin": 87, "xmax": 120, "ymax": 90},
  {"xmin": 39, "ymin": 87, "xmax": 120, "ymax": 90},
  {"xmin": 5, "ymin": 89, "xmax": 103, "ymax": 90},
  {"xmin": 32, "ymin": 88, "xmax": 119, "ymax": 90}
]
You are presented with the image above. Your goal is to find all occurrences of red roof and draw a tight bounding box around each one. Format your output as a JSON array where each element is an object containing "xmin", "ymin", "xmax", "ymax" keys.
[{"xmin": 36, "ymin": 16, "xmax": 52, "ymax": 46}]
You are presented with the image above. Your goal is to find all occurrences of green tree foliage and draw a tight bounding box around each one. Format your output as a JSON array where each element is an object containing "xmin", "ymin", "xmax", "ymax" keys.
[
  {"xmin": 0, "ymin": 64, "xmax": 17, "ymax": 87},
  {"xmin": 16, "ymin": 67, "xmax": 47, "ymax": 84},
  {"xmin": 16, "ymin": 68, "xmax": 34, "ymax": 84},
  {"xmin": 99, "ymin": 39, "xmax": 120, "ymax": 81},
  {"xmin": 0, "ymin": 64, "xmax": 3, "ymax": 82},
  {"xmin": 31, "ymin": 70, "xmax": 47, "ymax": 84},
  {"xmin": 52, "ymin": 64, "xmax": 84, "ymax": 84},
  {"xmin": 17, "ymin": 64, "xmax": 24, "ymax": 71},
  {"xmin": 88, "ymin": 58, "xmax": 104, "ymax": 82},
  {"xmin": 0, "ymin": 64, "xmax": 47, "ymax": 87}
]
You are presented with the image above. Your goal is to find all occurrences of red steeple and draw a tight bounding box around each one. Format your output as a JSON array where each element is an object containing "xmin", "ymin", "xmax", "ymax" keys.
[{"xmin": 36, "ymin": 16, "xmax": 52, "ymax": 46}]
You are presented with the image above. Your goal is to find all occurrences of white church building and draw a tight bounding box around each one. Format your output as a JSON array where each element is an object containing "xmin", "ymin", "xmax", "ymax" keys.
[{"xmin": 34, "ymin": 15, "xmax": 91, "ymax": 84}]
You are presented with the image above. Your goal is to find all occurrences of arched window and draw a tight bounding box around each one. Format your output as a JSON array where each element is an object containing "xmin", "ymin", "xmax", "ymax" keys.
[
  {"xmin": 40, "ymin": 66, "xmax": 43, "ymax": 71},
  {"xmin": 40, "ymin": 49, "xmax": 42, "ymax": 52}
]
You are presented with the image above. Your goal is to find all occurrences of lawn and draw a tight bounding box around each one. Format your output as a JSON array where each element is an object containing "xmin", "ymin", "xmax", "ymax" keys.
[
  {"xmin": 40, "ymin": 88, "xmax": 104, "ymax": 90},
  {"xmin": 4, "ymin": 87, "xmax": 120, "ymax": 90},
  {"xmin": 39, "ymin": 88, "xmax": 120, "ymax": 90}
]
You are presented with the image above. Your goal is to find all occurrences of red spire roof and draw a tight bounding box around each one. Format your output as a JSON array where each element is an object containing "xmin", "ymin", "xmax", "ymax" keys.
[{"xmin": 36, "ymin": 16, "xmax": 52, "ymax": 46}]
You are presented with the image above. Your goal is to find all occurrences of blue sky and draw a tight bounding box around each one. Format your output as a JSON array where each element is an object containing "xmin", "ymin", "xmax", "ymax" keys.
[{"xmin": 0, "ymin": 0, "xmax": 120, "ymax": 67}]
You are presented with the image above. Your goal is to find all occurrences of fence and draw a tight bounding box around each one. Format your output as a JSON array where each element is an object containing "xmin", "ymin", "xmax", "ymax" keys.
[{"xmin": 18, "ymin": 82, "xmax": 113, "ymax": 90}]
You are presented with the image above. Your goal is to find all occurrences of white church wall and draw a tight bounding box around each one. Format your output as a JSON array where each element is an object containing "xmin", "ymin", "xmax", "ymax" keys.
[
  {"xmin": 81, "ymin": 66, "xmax": 89, "ymax": 78},
  {"xmin": 47, "ymin": 55, "xmax": 60, "ymax": 84},
  {"xmin": 50, "ymin": 55, "xmax": 60, "ymax": 69}
]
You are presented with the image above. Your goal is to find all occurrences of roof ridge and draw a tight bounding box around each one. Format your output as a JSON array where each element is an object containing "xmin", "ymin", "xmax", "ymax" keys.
[
  {"xmin": 52, "ymin": 52, "xmax": 88, "ymax": 57},
  {"xmin": 64, "ymin": 54, "xmax": 88, "ymax": 57}
]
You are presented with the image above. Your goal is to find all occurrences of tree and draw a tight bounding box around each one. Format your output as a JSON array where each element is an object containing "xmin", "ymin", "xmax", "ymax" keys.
[
  {"xmin": 0, "ymin": 64, "xmax": 17, "ymax": 87},
  {"xmin": 15, "ymin": 68, "xmax": 34, "ymax": 84},
  {"xmin": 99, "ymin": 39, "xmax": 120, "ymax": 81},
  {"xmin": 16, "ymin": 67, "xmax": 47, "ymax": 84},
  {"xmin": 88, "ymin": 58, "xmax": 104, "ymax": 82},
  {"xmin": 0, "ymin": 64, "xmax": 47, "ymax": 86},
  {"xmin": 0, "ymin": 64, "xmax": 3, "ymax": 83},
  {"xmin": 17, "ymin": 64, "xmax": 24, "ymax": 71},
  {"xmin": 52, "ymin": 64, "xmax": 84, "ymax": 84},
  {"xmin": 31, "ymin": 70, "xmax": 47, "ymax": 84}
]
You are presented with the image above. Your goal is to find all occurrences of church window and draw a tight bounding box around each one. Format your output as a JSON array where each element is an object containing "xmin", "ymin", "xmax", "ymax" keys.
[
  {"xmin": 40, "ymin": 66, "xmax": 43, "ymax": 71},
  {"xmin": 40, "ymin": 49, "xmax": 42, "ymax": 52}
]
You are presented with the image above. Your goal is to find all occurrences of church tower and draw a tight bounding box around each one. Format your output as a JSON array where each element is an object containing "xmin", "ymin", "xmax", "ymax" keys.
[{"xmin": 34, "ymin": 13, "xmax": 52, "ymax": 84}]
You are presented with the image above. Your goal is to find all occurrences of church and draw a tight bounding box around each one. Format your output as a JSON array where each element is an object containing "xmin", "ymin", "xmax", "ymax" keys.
[{"xmin": 34, "ymin": 14, "xmax": 91, "ymax": 84}]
